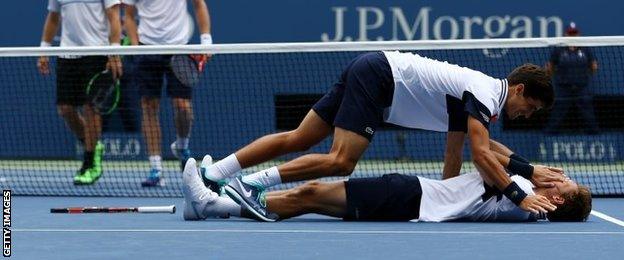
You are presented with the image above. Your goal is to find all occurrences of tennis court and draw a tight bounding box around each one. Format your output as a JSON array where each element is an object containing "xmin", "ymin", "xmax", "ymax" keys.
[
  {"xmin": 10, "ymin": 196, "xmax": 624, "ymax": 259},
  {"xmin": 2, "ymin": 37, "xmax": 624, "ymax": 258}
]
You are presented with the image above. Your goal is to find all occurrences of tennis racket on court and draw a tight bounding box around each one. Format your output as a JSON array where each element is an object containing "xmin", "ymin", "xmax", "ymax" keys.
[
  {"xmin": 86, "ymin": 69, "xmax": 121, "ymax": 115},
  {"xmin": 170, "ymin": 54, "xmax": 206, "ymax": 88},
  {"xmin": 50, "ymin": 205, "xmax": 175, "ymax": 214}
]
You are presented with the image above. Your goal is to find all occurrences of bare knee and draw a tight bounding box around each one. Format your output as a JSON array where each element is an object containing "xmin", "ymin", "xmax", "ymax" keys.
[
  {"xmin": 289, "ymin": 181, "xmax": 323, "ymax": 200},
  {"xmin": 141, "ymin": 98, "xmax": 159, "ymax": 115},
  {"xmin": 328, "ymin": 156, "xmax": 356, "ymax": 177},
  {"xmin": 57, "ymin": 105, "xmax": 77, "ymax": 119},
  {"xmin": 172, "ymin": 99, "xmax": 194, "ymax": 119}
]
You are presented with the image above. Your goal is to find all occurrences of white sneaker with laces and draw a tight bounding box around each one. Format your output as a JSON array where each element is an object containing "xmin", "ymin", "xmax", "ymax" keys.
[{"xmin": 183, "ymin": 158, "xmax": 218, "ymax": 220}]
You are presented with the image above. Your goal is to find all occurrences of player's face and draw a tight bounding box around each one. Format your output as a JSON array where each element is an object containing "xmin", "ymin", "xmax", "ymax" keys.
[
  {"xmin": 507, "ymin": 95, "xmax": 543, "ymax": 120},
  {"xmin": 554, "ymin": 178, "xmax": 579, "ymax": 198}
]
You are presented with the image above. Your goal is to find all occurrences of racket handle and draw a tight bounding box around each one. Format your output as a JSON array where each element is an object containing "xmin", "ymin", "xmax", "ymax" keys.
[{"xmin": 137, "ymin": 205, "xmax": 176, "ymax": 214}]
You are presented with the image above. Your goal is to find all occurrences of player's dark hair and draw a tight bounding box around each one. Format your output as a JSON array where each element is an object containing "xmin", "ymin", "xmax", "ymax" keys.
[
  {"xmin": 507, "ymin": 64, "xmax": 554, "ymax": 109},
  {"xmin": 547, "ymin": 185, "xmax": 592, "ymax": 222}
]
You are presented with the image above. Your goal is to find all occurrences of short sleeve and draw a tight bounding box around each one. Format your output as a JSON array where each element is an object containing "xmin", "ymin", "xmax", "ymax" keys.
[
  {"xmin": 462, "ymin": 91, "xmax": 495, "ymax": 129},
  {"xmin": 48, "ymin": 0, "xmax": 60, "ymax": 12},
  {"xmin": 104, "ymin": 0, "xmax": 122, "ymax": 9}
]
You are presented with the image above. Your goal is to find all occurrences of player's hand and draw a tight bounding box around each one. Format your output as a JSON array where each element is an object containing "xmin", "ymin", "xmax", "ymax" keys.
[
  {"xmin": 531, "ymin": 165, "xmax": 567, "ymax": 188},
  {"xmin": 106, "ymin": 55, "xmax": 123, "ymax": 79},
  {"xmin": 37, "ymin": 56, "xmax": 50, "ymax": 75},
  {"xmin": 519, "ymin": 194, "xmax": 557, "ymax": 215},
  {"xmin": 190, "ymin": 54, "xmax": 210, "ymax": 71}
]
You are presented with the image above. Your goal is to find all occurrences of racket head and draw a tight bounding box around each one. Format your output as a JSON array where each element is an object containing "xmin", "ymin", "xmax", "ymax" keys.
[
  {"xmin": 86, "ymin": 70, "xmax": 120, "ymax": 115},
  {"xmin": 170, "ymin": 55, "xmax": 202, "ymax": 87}
]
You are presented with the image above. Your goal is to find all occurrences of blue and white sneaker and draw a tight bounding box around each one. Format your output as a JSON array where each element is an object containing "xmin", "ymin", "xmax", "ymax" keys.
[
  {"xmin": 182, "ymin": 158, "xmax": 224, "ymax": 220},
  {"xmin": 225, "ymin": 177, "xmax": 278, "ymax": 222},
  {"xmin": 199, "ymin": 155, "xmax": 227, "ymax": 196},
  {"xmin": 141, "ymin": 168, "xmax": 165, "ymax": 187},
  {"xmin": 171, "ymin": 142, "xmax": 191, "ymax": 171}
]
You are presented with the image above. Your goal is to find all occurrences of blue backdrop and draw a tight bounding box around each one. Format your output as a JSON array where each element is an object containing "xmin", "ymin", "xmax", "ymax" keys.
[{"xmin": 1, "ymin": 0, "xmax": 623, "ymax": 164}]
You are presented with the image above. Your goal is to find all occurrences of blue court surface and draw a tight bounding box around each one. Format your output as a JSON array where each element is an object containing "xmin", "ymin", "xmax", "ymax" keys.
[{"xmin": 9, "ymin": 196, "xmax": 624, "ymax": 259}]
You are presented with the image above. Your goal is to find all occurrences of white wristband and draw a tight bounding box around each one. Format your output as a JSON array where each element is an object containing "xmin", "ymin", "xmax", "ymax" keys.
[
  {"xmin": 200, "ymin": 34, "xmax": 213, "ymax": 45},
  {"xmin": 40, "ymin": 41, "xmax": 52, "ymax": 47}
]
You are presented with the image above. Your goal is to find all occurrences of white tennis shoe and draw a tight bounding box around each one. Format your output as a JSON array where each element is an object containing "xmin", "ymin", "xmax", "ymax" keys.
[{"xmin": 183, "ymin": 158, "xmax": 219, "ymax": 220}]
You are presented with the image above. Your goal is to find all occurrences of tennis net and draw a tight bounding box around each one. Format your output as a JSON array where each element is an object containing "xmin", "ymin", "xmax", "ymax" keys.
[{"xmin": 1, "ymin": 37, "xmax": 623, "ymax": 197}]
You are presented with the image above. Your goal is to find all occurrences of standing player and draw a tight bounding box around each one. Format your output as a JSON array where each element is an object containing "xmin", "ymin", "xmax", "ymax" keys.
[
  {"xmin": 38, "ymin": 0, "xmax": 123, "ymax": 185},
  {"xmin": 199, "ymin": 51, "xmax": 562, "ymax": 220},
  {"xmin": 182, "ymin": 158, "xmax": 591, "ymax": 222},
  {"xmin": 123, "ymin": 0, "xmax": 212, "ymax": 187}
]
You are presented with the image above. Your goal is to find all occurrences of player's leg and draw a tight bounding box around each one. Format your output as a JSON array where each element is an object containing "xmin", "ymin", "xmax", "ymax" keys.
[
  {"xmin": 266, "ymin": 180, "xmax": 347, "ymax": 220},
  {"xmin": 277, "ymin": 127, "xmax": 369, "ymax": 182},
  {"xmin": 136, "ymin": 54, "xmax": 166, "ymax": 186},
  {"xmin": 199, "ymin": 65, "xmax": 346, "ymax": 192},
  {"xmin": 226, "ymin": 52, "xmax": 394, "ymax": 220},
  {"xmin": 166, "ymin": 62, "xmax": 194, "ymax": 170},
  {"xmin": 55, "ymin": 57, "xmax": 91, "ymax": 183},
  {"xmin": 236, "ymin": 110, "xmax": 333, "ymax": 168},
  {"xmin": 76, "ymin": 56, "xmax": 109, "ymax": 185}
]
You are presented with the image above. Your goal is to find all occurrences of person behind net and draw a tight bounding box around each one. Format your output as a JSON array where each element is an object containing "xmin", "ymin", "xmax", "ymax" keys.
[
  {"xmin": 123, "ymin": 0, "xmax": 212, "ymax": 187},
  {"xmin": 545, "ymin": 22, "xmax": 599, "ymax": 135},
  {"xmin": 199, "ymin": 51, "xmax": 564, "ymax": 221},
  {"xmin": 181, "ymin": 158, "xmax": 591, "ymax": 223},
  {"xmin": 37, "ymin": 0, "xmax": 123, "ymax": 185}
]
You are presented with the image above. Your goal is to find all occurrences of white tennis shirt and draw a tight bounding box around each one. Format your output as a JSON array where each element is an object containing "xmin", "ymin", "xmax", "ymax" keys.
[
  {"xmin": 416, "ymin": 172, "xmax": 535, "ymax": 222},
  {"xmin": 48, "ymin": 0, "xmax": 120, "ymax": 47},
  {"xmin": 382, "ymin": 51, "xmax": 508, "ymax": 132},
  {"xmin": 123, "ymin": 0, "xmax": 194, "ymax": 45}
]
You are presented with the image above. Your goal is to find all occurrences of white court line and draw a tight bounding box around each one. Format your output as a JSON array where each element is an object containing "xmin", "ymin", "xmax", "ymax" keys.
[
  {"xmin": 591, "ymin": 210, "xmax": 624, "ymax": 228},
  {"xmin": 11, "ymin": 229, "xmax": 624, "ymax": 235}
]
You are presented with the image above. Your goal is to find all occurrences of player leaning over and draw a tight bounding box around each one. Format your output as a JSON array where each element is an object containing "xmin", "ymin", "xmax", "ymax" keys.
[{"xmin": 199, "ymin": 51, "xmax": 565, "ymax": 221}]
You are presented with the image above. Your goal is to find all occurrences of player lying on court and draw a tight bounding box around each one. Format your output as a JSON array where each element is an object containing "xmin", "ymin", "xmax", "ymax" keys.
[
  {"xmin": 197, "ymin": 51, "xmax": 565, "ymax": 220},
  {"xmin": 182, "ymin": 158, "xmax": 591, "ymax": 223}
]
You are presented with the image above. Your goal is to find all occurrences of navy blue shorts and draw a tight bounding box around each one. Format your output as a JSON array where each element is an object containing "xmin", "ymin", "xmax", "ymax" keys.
[
  {"xmin": 134, "ymin": 54, "xmax": 192, "ymax": 99},
  {"xmin": 56, "ymin": 56, "xmax": 108, "ymax": 106},
  {"xmin": 343, "ymin": 173, "xmax": 422, "ymax": 221},
  {"xmin": 312, "ymin": 52, "xmax": 394, "ymax": 141}
]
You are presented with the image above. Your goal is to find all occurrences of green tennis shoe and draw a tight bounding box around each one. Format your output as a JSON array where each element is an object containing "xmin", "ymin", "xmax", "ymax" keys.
[
  {"xmin": 74, "ymin": 141, "xmax": 104, "ymax": 185},
  {"xmin": 74, "ymin": 167, "xmax": 102, "ymax": 185}
]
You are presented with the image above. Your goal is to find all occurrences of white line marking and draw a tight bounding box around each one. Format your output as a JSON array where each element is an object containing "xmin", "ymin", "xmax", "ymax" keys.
[
  {"xmin": 591, "ymin": 210, "xmax": 624, "ymax": 228},
  {"xmin": 11, "ymin": 229, "xmax": 624, "ymax": 235}
]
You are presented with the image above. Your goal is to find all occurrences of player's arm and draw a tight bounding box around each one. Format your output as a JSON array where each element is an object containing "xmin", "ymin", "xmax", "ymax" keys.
[
  {"xmin": 442, "ymin": 131, "xmax": 464, "ymax": 179},
  {"xmin": 38, "ymin": 11, "xmax": 60, "ymax": 75},
  {"xmin": 490, "ymin": 139, "xmax": 565, "ymax": 187},
  {"xmin": 105, "ymin": 3, "xmax": 122, "ymax": 79},
  {"xmin": 468, "ymin": 117, "xmax": 556, "ymax": 214},
  {"xmin": 123, "ymin": 4, "xmax": 139, "ymax": 45},
  {"xmin": 191, "ymin": 0, "xmax": 213, "ymax": 61}
]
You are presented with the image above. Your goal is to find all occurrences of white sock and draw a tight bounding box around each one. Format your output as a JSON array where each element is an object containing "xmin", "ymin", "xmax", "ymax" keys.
[
  {"xmin": 176, "ymin": 137, "xmax": 190, "ymax": 150},
  {"xmin": 242, "ymin": 166, "xmax": 282, "ymax": 189},
  {"xmin": 149, "ymin": 155, "xmax": 162, "ymax": 171},
  {"xmin": 205, "ymin": 154, "xmax": 242, "ymax": 181},
  {"xmin": 205, "ymin": 196, "xmax": 242, "ymax": 218}
]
